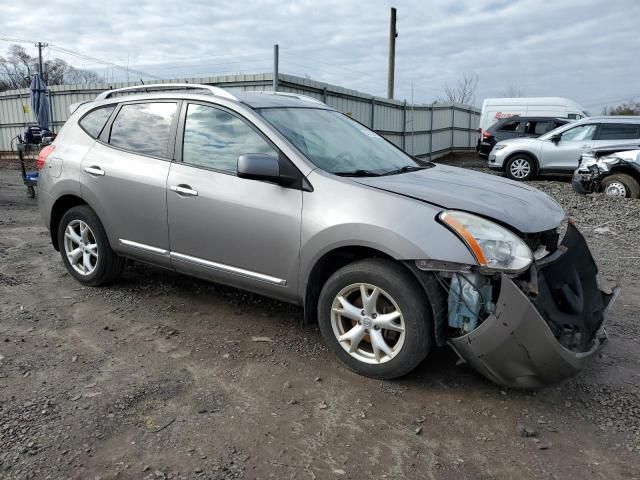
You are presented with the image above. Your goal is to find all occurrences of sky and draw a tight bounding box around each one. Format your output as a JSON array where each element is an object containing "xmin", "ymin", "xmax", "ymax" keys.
[{"xmin": 2, "ymin": 0, "xmax": 639, "ymax": 109}]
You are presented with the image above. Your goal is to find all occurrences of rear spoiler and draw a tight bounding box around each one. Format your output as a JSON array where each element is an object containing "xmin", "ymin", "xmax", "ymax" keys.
[{"xmin": 69, "ymin": 101, "xmax": 92, "ymax": 115}]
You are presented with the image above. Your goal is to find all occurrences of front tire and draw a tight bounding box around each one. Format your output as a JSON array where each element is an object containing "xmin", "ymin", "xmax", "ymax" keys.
[
  {"xmin": 505, "ymin": 154, "xmax": 536, "ymax": 181},
  {"xmin": 57, "ymin": 205, "xmax": 124, "ymax": 286},
  {"xmin": 317, "ymin": 258, "xmax": 433, "ymax": 379},
  {"xmin": 602, "ymin": 173, "xmax": 640, "ymax": 198}
]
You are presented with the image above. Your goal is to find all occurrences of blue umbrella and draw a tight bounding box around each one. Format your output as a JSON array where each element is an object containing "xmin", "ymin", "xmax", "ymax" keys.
[{"xmin": 29, "ymin": 74, "xmax": 50, "ymax": 132}]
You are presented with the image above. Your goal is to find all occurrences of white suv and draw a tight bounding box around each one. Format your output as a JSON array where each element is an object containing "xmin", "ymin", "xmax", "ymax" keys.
[{"xmin": 488, "ymin": 117, "xmax": 640, "ymax": 181}]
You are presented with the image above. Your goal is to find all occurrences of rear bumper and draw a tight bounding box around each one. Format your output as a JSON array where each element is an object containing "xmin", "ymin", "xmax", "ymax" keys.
[{"xmin": 448, "ymin": 224, "xmax": 618, "ymax": 389}]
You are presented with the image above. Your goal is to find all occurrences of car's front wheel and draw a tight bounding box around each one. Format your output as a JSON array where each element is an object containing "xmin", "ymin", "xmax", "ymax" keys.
[
  {"xmin": 602, "ymin": 173, "xmax": 640, "ymax": 198},
  {"xmin": 317, "ymin": 258, "xmax": 433, "ymax": 379},
  {"xmin": 505, "ymin": 154, "xmax": 536, "ymax": 181},
  {"xmin": 58, "ymin": 205, "xmax": 124, "ymax": 286}
]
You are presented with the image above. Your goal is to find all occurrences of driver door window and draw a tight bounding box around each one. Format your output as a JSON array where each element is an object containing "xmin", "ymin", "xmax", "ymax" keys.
[
  {"xmin": 559, "ymin": 124, "xmax": 596, "ymax": 142},
  {"xmin": 182, "ymin": 104, "xmax": 277, "ymax": 173}
]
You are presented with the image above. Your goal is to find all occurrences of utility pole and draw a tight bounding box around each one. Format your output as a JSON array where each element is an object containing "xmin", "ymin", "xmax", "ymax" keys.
[
  {"xmin": 387, "ymin": 7, "xmax": 397, "ymax": 100},
  {"xmin": 36, "ymin": 42, "xmax": 48, "ymax": 77},
  {"xmin": 273, "ymin": 44, "xmax": 279, "ymax": 92}
]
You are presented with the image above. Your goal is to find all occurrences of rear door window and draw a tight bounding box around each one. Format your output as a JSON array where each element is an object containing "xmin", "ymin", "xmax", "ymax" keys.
[
  {"xmin": 596, "ymin": 124, "xmax": 640, "ymax": 140},
  {"xmin": 524, "ymin": 121, "xmax": 550, "ymax": 135},
  {"xmin": 498, "ymin": 120, "xmax": 521, "ymax": 132},
  {"xmin": 79, "ymin": 105, "xmax": 115, "ymax": 138},
  {"xmin": 109, "ymin": 102, "xmax": 177, "ymax": 158}
]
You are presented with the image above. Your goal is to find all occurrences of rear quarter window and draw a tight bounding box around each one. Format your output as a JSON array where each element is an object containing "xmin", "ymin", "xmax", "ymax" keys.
[
  {"xmin": 79, "ymin": 105, "xmax": 115, "ymax": 138},
  {"xmin": 597, "ymin": 124, "xmax": 640, "ymax": 140}
]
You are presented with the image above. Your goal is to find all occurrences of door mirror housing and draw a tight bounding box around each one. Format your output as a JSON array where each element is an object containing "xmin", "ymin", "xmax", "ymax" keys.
[
  {"xmin": 237, "ymin": 153, "xmax": 297, "ymax": 186},
  {"xmin": 550, "ymin": 134, "xmax": 561, "ymax": 144}
]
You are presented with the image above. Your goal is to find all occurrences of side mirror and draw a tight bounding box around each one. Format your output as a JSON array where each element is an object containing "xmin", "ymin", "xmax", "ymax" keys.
[
  {"xmin": 237, "ymin": 153, "xmax": 296, "ymax": 186},
  {"xmin": 551, "ymin": 134, "xmax": 561, "ymax": 144}
]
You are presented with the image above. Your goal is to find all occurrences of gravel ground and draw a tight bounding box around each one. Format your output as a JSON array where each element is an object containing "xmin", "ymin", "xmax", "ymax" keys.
[{"xmin": 1, "ymin": 154, "xmax": 639, "ymax": 480}]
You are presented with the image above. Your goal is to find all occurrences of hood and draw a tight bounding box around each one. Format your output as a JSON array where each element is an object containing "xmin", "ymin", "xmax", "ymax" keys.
[{"xmin": 354, "ymin": 165, "xmax": 565, "ymax": 233}]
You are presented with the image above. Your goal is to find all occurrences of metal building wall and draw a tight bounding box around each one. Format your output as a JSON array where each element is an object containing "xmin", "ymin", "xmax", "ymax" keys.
[{"xmin": 0, "ymin": 73, "xmax": 480, "ymax": 157}]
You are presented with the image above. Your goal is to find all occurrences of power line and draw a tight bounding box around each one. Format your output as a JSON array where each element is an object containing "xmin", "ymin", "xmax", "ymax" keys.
[{"xmin": 47, "ymin": 45, "xmax": 162, "ymax": 80}]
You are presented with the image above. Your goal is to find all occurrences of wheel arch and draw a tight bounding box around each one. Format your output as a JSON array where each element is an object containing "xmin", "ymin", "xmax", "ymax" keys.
[
  {"xmin": 603, "ymin": 165, "xmax": 640, "ymax": 188},
  {"xmin": 302, "ymin": 245, "xmax": 448, "ymax": 346},
  {"xmin": 49, "ymin": 194, "xmax": 88, "ymax": 251}
]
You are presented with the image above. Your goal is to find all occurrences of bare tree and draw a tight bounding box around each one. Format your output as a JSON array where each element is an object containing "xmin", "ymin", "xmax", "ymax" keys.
[
  {"xmin": 442, "ymin": 72, "xmax": 479, "ymax": 105},
  {"xmin": 0, "ymin": 44, "xmax": 101, "ymax": 91},
  {"xmin": 602, "ymin": 101, "xmax": 640, "ymax": 115},
  {"xmin": 500, "ymin": 83, "xmax": 525, "ymax": 98}
]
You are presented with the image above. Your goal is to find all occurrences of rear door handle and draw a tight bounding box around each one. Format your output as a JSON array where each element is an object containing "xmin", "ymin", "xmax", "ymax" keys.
[
  {"xmin": 84, "ymin": 166, "xmax": 105, "ymax": 176},
  {"xmin": 170, "ymin": 185, "xmax": 198, "ymax": 197}
]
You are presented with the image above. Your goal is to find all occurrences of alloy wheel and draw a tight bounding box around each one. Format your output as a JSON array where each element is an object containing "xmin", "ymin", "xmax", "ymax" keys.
[
  {"xmin": 331, "ymin": 283, "xmax": 406, "ymax": 364},
  {"xmin": 63, "ymin": 220, "xmax": 99, "ymax": 276},
  {"xmin": 509, "ymin": 158, "xmax": 531, "ymax": 179}
]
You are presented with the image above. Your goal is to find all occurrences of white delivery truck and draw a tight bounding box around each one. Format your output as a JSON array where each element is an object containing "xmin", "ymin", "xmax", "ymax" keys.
[{"xmin": 477, "ymin": 97, "xmax": 589, "ymax": 148}]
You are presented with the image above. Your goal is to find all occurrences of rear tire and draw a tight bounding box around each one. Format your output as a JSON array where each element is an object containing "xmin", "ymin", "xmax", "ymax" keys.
[
  {"xmin": 317, "ymin": 258, "xmax": 433, "ymax": 379},
  {"xmin": 57, "ymin": 205, "xmax": 124, "ymax": 286},
  {"xmin": 602, "ymin": 173, "xmax": 640, "ymax": 198},
  {"xmin": 505, "ymin": 154, "xmax": 536, "ymax": 181}
]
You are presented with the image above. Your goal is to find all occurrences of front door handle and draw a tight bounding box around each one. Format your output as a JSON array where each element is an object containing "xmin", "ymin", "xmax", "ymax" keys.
[
  {"xmin": 170, "ymin": 185, "xmax": 198, "ymax": 197},
  {"xmin": 84, "ymin": 166, "xmax": 105, "ymax": 176}
]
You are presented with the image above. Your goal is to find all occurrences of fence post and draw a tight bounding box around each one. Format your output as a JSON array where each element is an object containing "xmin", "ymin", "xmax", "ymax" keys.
[
  {"xmin": 468, "ymin": 107, "xmax": 473, "ymax": 149},
  {"xmin": 322, "ymin": 86, "xmax": 328, "ymax": 104},
  {"xmin": 428, "ymin": 104, "xmax": 434, "ymax": 159},
  {"xmin": 370, "ymin": 96, "xmax": 375, "ymax": 129},
  {"xmin": 49, "ymin": 91, "xmax": 55, "ymax": 133},
  {"xmin": 402, "ymin": 100, "xmax": 407, "ymax": 151},
  {"xmin": 451, "ymin": 105, "xmax": 455, "ymax": 153}
]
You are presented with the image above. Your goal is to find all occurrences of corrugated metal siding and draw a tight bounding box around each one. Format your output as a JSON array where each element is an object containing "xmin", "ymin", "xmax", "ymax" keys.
[{"xmin": 0, "ymin": 73, "xmax": 479, "ymax": 157}]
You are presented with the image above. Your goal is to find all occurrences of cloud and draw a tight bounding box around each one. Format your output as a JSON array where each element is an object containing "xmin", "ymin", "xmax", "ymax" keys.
[{"xmin": 2, "ymin": 0, "xmax": 639, "ymax": 108}]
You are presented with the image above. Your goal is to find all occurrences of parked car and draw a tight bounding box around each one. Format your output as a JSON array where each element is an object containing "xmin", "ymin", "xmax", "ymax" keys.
[
  {"xmin": 488, "ymin": 116, "xmax": 640, "ymax": 180},
  {"xmin": 478, "ymin": 116, "xmax": 571, "ymax": 158},
  {"xmin": 572, "ymin": 144, "xmax": 640, "ymax": 197},
  {"xmin": 38, "ymin": 84, "xmax": 618, "ymax": 389},
  {"xmin": 478, "ymin": 96, "xmax": 588, "ymax": 150}
]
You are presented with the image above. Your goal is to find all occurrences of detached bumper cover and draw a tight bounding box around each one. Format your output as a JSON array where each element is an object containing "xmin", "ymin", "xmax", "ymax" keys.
[
  {"xmin": 572, "ymin": 171, "xmax": 598, "ymax": 195},
  {"xmin": 448, "ymin": 224, "xmax": 618, "ymax": 389}
]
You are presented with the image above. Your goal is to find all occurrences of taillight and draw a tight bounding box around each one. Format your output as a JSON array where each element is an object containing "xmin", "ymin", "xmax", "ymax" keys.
[
  {"xmin": 37, "ymin": 145, "xmax": 55, "ymax": 171},
  {"xmin": 482, "ymin": 131, "xmax": 492, "ymax": 139}
]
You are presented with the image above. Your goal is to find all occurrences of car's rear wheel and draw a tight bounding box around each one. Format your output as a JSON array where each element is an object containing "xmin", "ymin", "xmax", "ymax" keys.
[
  {"xmin": 602, "ymin": 173, "xmax": 640, "ymax": 198},
  {"xmin": 505, "ymin": 155, "xmax": 536, "ymax": 181},
  {"xmin": 58, "ymin": 205, "xmax": 124, "ymax": 286},
  {"xmin": 317, "ymin": 258, "xmax": 432, "ymax": 379}
]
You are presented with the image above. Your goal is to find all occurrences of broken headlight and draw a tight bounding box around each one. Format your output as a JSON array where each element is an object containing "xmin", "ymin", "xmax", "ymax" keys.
[{"xmin": 439, "ymin": 211, "xmax": 533, "ymax": 274}]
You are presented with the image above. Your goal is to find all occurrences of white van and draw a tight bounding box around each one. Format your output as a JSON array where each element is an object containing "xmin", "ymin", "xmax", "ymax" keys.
[{"xmin": 478, "ymin": 97, "xmax": 588, "ymax": 142}]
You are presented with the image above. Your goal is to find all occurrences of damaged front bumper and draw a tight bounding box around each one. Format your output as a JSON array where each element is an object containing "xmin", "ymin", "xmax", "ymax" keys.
[{"xmin": 447, "ymin": 224, "xmax": 619, "ymax": 389}]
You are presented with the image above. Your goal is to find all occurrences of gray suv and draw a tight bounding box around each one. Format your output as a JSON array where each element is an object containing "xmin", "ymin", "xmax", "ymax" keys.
[
  {"xmin": 38, "ymin": 84, "xmax": 617, "ymax": 389},
  {"xmin": 489, "ymin": 116, "xmax": 640, "ymax": 180}
]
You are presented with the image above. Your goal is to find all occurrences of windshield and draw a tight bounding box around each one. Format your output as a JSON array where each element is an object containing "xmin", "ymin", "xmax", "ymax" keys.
[{"xmin": 259, "ymin": 108, "xmax": 423, "ymax": 175}]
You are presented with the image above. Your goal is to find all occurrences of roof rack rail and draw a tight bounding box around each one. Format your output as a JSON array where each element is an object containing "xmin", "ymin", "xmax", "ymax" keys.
[
  {"xmin": 95, "ymin": 83, "xmax": 239, "ymax": 101},
  {"xmin": 256, "ymin": 91, "xmax": 326, "ymax": 106}
]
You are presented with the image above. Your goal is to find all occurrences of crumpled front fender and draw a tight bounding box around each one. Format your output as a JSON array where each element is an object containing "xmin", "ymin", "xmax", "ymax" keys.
[{"xmin": 448, "ymin": 224, "xmax": 618, "ymax": 389}]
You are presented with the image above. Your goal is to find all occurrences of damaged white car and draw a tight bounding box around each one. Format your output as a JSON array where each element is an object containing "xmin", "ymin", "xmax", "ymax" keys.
[
  {"xmin": 573, "ymin": 144, "xmax": 640, "ymax": 198},
  {"xmin": 38, "ymin": 84, "xmax": 619, "ymax": 391}
]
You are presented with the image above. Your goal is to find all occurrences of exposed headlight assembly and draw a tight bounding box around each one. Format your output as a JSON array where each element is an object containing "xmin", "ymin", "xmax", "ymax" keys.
[{"xmin": 439, "ymin": 211, "xmax": 533, "ymax": 274}]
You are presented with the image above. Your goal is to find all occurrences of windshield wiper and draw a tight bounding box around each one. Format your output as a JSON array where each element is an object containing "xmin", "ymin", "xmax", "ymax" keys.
[
  {"xmin": 381, "ymin": 165, "xmax": 429, "ymax": 176},
  {"xmin": 333, "ymin": 169, "xmax": 382, "ymax": 177}
]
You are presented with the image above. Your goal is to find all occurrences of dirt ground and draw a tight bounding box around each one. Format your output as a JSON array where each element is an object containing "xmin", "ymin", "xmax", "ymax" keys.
[{"xmin": 1, "ymin": 154, "xmax": 639, "ymax": 480}]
